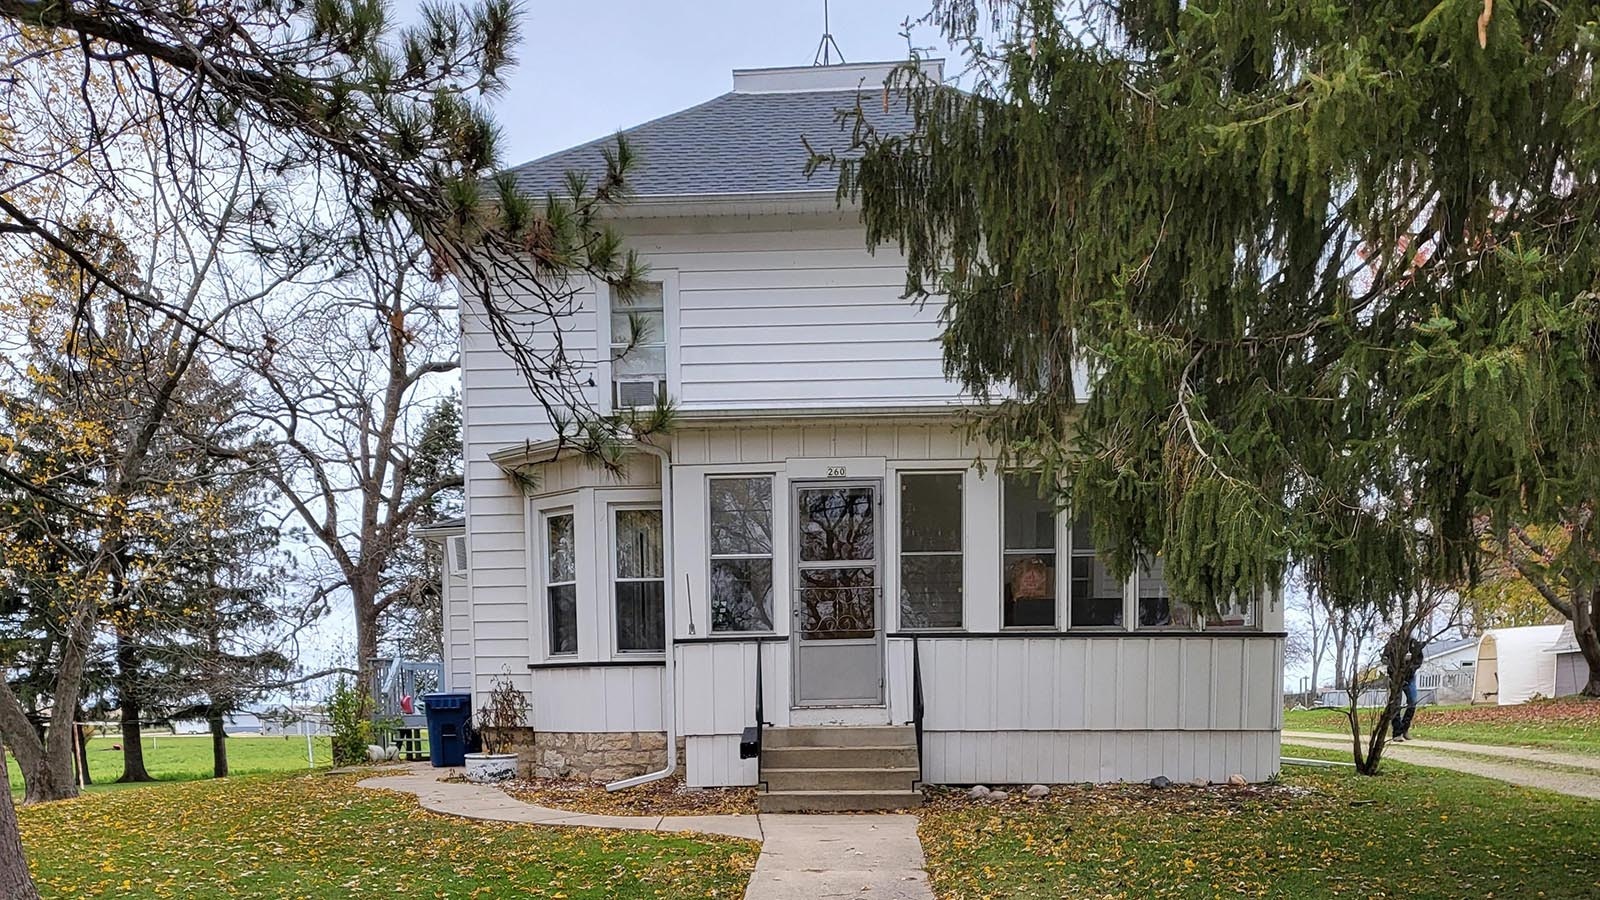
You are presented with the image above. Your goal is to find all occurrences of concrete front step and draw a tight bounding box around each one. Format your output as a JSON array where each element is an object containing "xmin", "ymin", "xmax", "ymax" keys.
[
  {"xmin": 762, "ymin": 725, "xmax": 916, "ymax": 749},
  {"xmin": 762, "ymin": 765, "xmax": 921, "ymax": 792},
  {"xmin": 760, "ymin": 744, "xmax": 919, "ymax": 769},
  {"xmin": 757, "ymin": 789, "xmax": 925, "ymax": 813}
]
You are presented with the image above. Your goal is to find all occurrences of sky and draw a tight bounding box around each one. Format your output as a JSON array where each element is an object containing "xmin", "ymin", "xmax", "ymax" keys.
[{"xmin": 487, "ymin": 1, "xmax": 941, "ymax": 166}]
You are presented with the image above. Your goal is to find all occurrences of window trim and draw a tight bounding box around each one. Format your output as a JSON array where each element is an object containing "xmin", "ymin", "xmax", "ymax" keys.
[
  {"xmin": 896, "ymin": 470, "xmax": 965, "ymax": 632},
  {"xmin": 542, "ymin": 507, "xmax": 579, "ymax": 657},
  {"xmin": 707, "ymin": 474, "xmax": 777, "ymax": 635},
  {"xmin": 999, "ymin": 473, "xmax": 1060, "ymax": 630},
  {"xmin": 598, "ymin": 271, "xmax": 679, "ymax": 415},
  {"xmin": 610, "ymin": 503, "xmax": 666, "ymax": 656}
]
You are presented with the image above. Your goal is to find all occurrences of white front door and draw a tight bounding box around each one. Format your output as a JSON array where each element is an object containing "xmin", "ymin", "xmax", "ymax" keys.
[{"xmin": 791, "ymin": 481, "xmax": 885, "ymax": 707}]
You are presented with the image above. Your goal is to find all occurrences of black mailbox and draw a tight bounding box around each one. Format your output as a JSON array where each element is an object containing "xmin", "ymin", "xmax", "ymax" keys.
[{"xmin": 738, "ymin": 726, "xmax": 761, "ymax": 760}]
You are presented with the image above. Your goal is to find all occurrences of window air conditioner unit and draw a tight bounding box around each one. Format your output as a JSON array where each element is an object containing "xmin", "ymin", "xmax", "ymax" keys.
[{"xmin": 615, "ymin": 379, "xmax": 663, "ymax": 409}]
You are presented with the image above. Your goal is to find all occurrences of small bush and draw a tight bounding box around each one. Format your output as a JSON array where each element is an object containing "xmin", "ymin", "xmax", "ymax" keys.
[
  {"xmin": 327, "ymin": 677, "xmax": 374, "ymax": 767},
  {"xmin": 478, "ymin": 672, "xmax": 528, "ymax": 755}
]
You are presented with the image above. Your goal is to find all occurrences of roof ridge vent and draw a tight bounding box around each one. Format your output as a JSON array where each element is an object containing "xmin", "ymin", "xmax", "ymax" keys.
[{"xmin": 731, "ymin": 58, "xmax": 944, "ymax": 94}]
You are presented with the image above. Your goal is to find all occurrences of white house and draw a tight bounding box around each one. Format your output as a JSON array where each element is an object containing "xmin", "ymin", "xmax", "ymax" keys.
[
  {"xmin": 457, "ymin": 60, "xmax": 1284, "ymax": 810},
  {"xmin": 1417, "ymin": 637, "xmax": 1479, "ymax": 705}
]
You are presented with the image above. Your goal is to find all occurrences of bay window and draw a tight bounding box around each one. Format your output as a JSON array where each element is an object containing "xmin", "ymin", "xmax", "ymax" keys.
[
  {"xmin": 545, "ymin": 511, "xmax": 578, "ymax": 654},
  {"xmin": 614, "ymin": 508, "xmax": 665, "ymax": 652}
]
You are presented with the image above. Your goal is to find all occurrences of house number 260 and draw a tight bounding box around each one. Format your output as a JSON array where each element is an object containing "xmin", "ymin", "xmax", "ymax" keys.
[{"xmin": 825, "ymin": 466, "xmax": 847, "ymax": 477}]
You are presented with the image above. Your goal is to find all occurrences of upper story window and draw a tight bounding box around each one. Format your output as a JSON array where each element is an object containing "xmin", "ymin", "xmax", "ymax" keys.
[
  {"xmin": 611, "ymin": 281, "xmax": 666, "ymax": 409},
  {"xmin": 1069, "ymin": 513, "xmax": 1123, "ymax": 627},
  {"xmin": 1002, "ymin": 474, "xmax": 1056, "ymax": 628},
  {"xmin": 899, "ymin": 472, "xmax": 963, "ymax": 630},
  {"xmin": 614, "ymin": 507, "xmax": 665, "ymax": 652},
  {"xmin": 708, "ymin": 476, "xmax": 774, "ymax": 632},
  {"xmin": 545, "ymin": 511, "xmax": 578, "ymax": 655}
]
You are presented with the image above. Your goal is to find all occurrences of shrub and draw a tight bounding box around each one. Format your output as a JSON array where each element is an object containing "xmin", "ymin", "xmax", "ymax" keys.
[
  {"xmin": 327, "ymin": 677, "xmax": 374, "ymax": 767},
  {"xmin": 478, "ymin": 672, "xmax": 528, "ymax": 755}
]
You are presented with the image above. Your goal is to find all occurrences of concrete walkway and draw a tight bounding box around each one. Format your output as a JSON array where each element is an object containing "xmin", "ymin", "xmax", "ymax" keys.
[
  {"xmin": 1282, "ymin": 732, "xmax": 1600, "ymax": 801},
  {"xmin": 1282, "ymin": 730, "xmax": 1600, "ymax": 773},
  {"xmin": 358, "ymin": 766, "xmax": 935, "ymax": 900},
  {"xmin": 745, "ymin": 815, "xmax": 933, "ymax": 900},
  {"xmin": 356, "ymin": 768, "xmax": 764, "ymax": 840}
]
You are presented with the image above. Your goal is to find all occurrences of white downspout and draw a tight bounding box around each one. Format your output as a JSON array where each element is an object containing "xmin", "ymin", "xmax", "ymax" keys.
[{"xmin": 607, "ymin": 441, "xmax": 677, "ymax": 791}]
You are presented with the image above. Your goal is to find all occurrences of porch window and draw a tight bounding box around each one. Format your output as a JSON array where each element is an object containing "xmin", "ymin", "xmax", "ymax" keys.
[
  {"xmin": 1002, "ymin": 474, "xmax": 1056, "ymax": 627},
  {"xmin": 1208, "ymin": 593, "xmax": 1260, "ymax": 630},
  {"xmin": 1135, "ymin": 557, "xmax": 1196, "ymax": 629},
  {"xmin": 614, "ymin": 508, "xmax": 665, "ymax": 652},
  {"xmin": 545, "ymin": 511, "xmax": 578, "ymax": 654},
  {"xmin": 1069, "ymin": 513, "xmax": 1123, "ymax": 627},
  {"xmin": 899, "ymin": 472, "xmax": 963, "ymax": 630},
  {"xmin": 611, "ymin": 281, "xmax": 666, "ymax": 408},
  {"xmin": 708, "ymin": 476, "xmax": 774, "ymax": 632}
]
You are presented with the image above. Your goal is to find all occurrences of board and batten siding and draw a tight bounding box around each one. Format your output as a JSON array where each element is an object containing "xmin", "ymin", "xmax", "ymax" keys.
[{"xmin": 904, "ymin": 635, "xmax": 1283, "ymax": 783}]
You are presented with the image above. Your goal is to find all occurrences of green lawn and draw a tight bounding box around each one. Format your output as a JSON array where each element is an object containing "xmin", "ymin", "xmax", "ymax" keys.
[
  {"xmin": 19, "ymin": 770, "xmax": 756, "ymax": 898},
  {"xmin": 10, "ymin": 733, "xmax": 333, "ymax": 796},
  {"xmin": 917, "ymin": 751, "xmax": 1600, "ymax": 899},
  {"xmin": 1283, "ymin": 696, "xmax": 1600, "ymax": 756}
]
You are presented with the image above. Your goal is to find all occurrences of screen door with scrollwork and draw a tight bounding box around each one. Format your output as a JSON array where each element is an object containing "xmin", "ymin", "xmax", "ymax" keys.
[{"xmin": 791, "ymin": 481, "xmax": 885, "ymax": 706}]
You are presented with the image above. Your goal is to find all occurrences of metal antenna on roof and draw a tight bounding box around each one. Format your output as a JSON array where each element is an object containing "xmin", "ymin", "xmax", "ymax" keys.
[{"xmin": 812, "ymin": 0, "xmax": 845, "ymax": 66}]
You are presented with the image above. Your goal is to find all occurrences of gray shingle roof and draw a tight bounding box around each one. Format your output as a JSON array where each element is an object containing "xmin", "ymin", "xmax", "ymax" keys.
[
  {"xmin": 1423, "ymin": 636, "xmax": 1479, "ymax": 660},
  {"xmin": 502, "ymin": 89, "xmax": 916, "ymax": 198}
]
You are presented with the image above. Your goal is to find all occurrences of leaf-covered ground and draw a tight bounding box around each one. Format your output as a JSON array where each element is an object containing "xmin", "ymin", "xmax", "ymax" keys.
[
  {"xmin": 500, "ymin": 776, "xmax": 757, "ymax": 816},
  {"xmin": 916, "ymin": 756, "xmax": 1600, "ymax": 899},
  {"xmin": 19, "ymin": 771, "xmax": 757, "ymax": 898},
  {"xmin": 1284, "ymin": 696, "xmax": 1600, "ymax": 755}
]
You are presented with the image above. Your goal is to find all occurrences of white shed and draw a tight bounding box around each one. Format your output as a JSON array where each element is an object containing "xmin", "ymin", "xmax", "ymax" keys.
[{"xmin": 1470, "ymin": 625, "xmax": 1565, "ymax": 705}]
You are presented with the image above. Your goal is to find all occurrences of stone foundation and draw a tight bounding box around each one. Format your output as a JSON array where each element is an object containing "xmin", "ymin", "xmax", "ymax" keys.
[{"xmin": 504, "ymin": 728, "xmax": 686, "ymax": 782}]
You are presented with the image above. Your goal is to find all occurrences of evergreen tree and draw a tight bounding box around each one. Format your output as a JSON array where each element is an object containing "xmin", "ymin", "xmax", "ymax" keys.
[
  {"xmin": 379, "ymin": 394, "xmax": 463, "ymax": 662},
  {"xmin": 823, "ymin": 1, "xmax": 1600, "ymax": 712}
]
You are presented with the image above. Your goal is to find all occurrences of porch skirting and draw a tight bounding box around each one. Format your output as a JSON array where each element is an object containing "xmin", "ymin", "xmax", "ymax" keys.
[{"xmin": 921, "ymin": 729, "xmax": 1282, "ymax": 785}]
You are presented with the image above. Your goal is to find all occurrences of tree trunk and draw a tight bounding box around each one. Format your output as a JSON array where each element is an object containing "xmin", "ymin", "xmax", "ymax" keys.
[
  {"xmin": 354, "ymin": 577, "xmax": 381, "ymax": 699},
  {"xmin": 0, "ymin": 690, "xmax": 77, "ymax": 805},
  {"xmin": 72, "ymin": 708, "xmax": 91, "ymax": 788},
  {"xmin": 0, "ymin": 753, "xmax": 39, "ymax": 900},
  {"xmin": 1575, "ymin": 588, "xmax": 1600, "ymax": 698},
  {"xmin": 209, "ymin": 705, "xmax": 228, "ymax": 779},
  {"xmin": 114, "ymin": 603, "xmax": 153, "ymax": 783}
]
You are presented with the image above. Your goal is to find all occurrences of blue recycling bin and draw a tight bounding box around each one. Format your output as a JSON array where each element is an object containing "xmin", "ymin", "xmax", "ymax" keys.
[{"xmin": 423, "ymin": 692, "xmax": 472, "ymax": 767}]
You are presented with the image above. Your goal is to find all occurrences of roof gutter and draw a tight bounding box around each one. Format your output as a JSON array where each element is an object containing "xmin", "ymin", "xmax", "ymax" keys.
[{"xmin": 606, "ymin": 440, "xmax": 677, "ymax": 791}]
